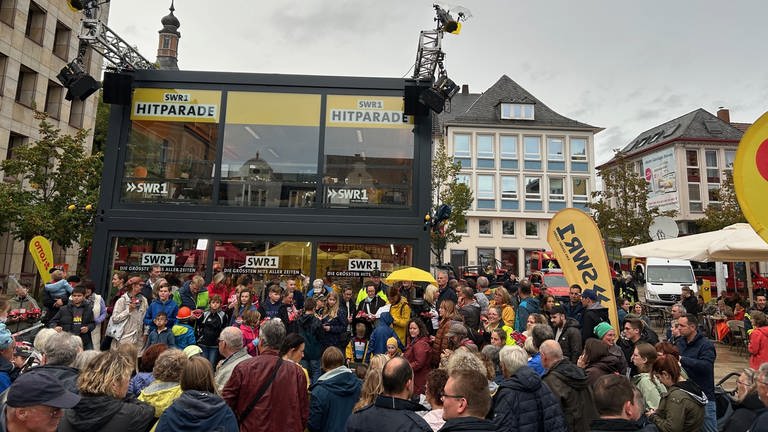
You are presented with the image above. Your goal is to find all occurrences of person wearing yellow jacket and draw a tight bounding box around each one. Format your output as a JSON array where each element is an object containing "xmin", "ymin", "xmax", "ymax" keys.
[{"xmin": 387, "ymin": 287, "xmax": 411, "ymax": 344}]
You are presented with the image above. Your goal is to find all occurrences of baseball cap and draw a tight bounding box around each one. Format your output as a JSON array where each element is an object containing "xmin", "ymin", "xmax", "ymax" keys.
[
  {"xmin": 581, "ymin": 289, "xmax": 597, "ymax": 301},
  {"xmin": 7, "ymin": 371, "xmax": 81, "ymax": 408},
  {"xmin": 446, "ymin": 322, "xmax": 468, "ymax": 338},
  {"xmin": 183, "ymin": 345, "xmax": 203, "ymax": 358}
]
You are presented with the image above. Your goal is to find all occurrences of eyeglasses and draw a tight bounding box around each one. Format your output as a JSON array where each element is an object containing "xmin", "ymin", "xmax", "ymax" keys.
[{"xmin": 441, "ymin": 393, "xmax": 465, "ymax": 401}]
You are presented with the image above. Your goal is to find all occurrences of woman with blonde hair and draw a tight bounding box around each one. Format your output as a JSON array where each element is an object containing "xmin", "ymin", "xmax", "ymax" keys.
[
  {"xmin": 491, "ymin": 287, "xmax": 516, "ymax": 327},
  {"xmin": 138, "ymin": 349, "xmax": 188, "ymax": 418},
  {"xmin": 431, "ymin": 299, "xmax": 461, "ymax": 368},
  {"xmin": 320, "ymin": 290, "xmax": 349, "ymax": 352},
  {"xmin": 422, "ymin": 284, "xmax": 439, "ymax": 335},
  {"xmin": 154, "ymin": 356, "xmax": 238, "ymax": 431},
  {"xmin": 58, "ymin": 350, "xmax": 155, "ymax": 432},
  {"xmin": 353, "ymin": 368, "xmax": 382, "ymax": 412}
]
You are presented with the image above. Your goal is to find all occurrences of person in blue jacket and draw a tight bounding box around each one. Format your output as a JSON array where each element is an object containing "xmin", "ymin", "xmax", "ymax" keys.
[
  {"xmin": 144, "ymin": 284, "xmax": 179, "ymax": 331},
  {"xmin": 365, "ymin": 312, "xmax": 403, "ymax": 362},
  {"xmin": 0, "ymin": 323, "xmax": 16, "ymax": 393},
  {"xmin": 308, "ymin": 347, "xmax": 361, "ymax": 432},
  {"xmin": 676, "ymin": 313, "xmax": 717, "ymax": 432}
]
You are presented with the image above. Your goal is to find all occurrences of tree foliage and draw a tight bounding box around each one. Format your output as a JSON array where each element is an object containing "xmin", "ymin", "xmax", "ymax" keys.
[
  {"xmin": 92, "ymin": 91, "xmax": 111, "ymax": 153},
  {"xmin": 698, "ymin": 170, "xmax": 746, "ymax": 232},
  {"xmin": 587, "ymin": 154, "xmax": 675, "ymax": 250},
  {"xmin": 430, "ymin": 139, "xmax": 473, "ymax": 264},
  {"xmin": 0, "ymin": 111, "xmax": 103, "ymax": 250}
]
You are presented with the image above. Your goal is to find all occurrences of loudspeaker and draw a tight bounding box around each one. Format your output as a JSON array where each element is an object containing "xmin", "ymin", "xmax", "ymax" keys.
[
  {"xmin": 67, "ymin": 74, "xmax": 100, "ymax": 101},
  {"xmin": 403, "ymin": 80, "xmax": 430, "ymax": 116},
  {"xmin": 102, "ymin": 72, "xmax": 133, "ymax": 105}
]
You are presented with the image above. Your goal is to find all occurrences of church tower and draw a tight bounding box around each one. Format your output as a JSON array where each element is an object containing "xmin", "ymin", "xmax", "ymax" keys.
[{"xmin": 156, "ymin": 0, "xmax": 180, "ymax": 70}]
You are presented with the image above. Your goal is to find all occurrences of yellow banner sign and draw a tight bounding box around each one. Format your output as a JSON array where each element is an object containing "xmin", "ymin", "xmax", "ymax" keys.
[
  {"xmin": 734, "ymin": 112, "xmax": 768, "ymax": 244},
  {"xmin": 226, "ymin": 92, "xmax": 321, "ymax": 126},
  {"xmin": 28, "ymin": 236, "xmax": 54, "ymax": 284},
  {"xmin": 131, "ymin": 88, "xmax": 221, "ymax": 123},
  {"xmin": 547, "ymin": 208, "xmax": 619, "ymax": 330},
  {"xmin": 326, "ymin": 95, "xmax": 413, "ymax": 129}
]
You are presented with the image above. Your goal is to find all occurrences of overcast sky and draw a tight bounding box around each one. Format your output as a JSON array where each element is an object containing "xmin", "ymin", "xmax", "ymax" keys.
[{"xmin": 106, "ymin": 0, "xmax": 768, "ymax": 164}]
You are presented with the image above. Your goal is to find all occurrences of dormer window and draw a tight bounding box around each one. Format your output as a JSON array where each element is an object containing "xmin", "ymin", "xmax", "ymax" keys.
[{"xmin": 501, "ymin": 103, "xmax": 534, "ymax": 120}]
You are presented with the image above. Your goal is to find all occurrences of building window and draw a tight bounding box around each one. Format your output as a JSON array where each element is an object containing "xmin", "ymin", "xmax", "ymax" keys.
[
  {"xmin": 453, "ymin": 133, "xmax": 471, "ymax": 168},
  {"xmin": 689, "ymin": 183, "xmax": 702, "ymax": 212},
  {"xmin": 705, "ymin": 150, "xmax": 719, "ymax": 184},
  {"xmin": 500, "ymin": 135, "xmax": 518, "ymax": 159},
  {"xmin": 44, "ymin": 80, "xmax": 63, "ymax": 119},
  {"xmin": 68, "ymin": 99, "xmax": 84, "ymax": 128},
  {"xmin": 523, "ymin": 136, "xmax": 541, "ymax": 160},
  {"xmin": 477, "ymin": 174, "xmax": 495, "ymax": 199},
  {"xmin": 53, "ymin": 21, "xmax": 71, "ymax": 60},
  {"xmin": 547, "ymin": 137, "xmax": 564, "ymax": 161},
  {"xmin": 457, "ymin": 174, "xmax": 470, "ymax": 187},
  {"xmin": 707, "ymin": 184, "xmax": 720, "ymax": 205},
  {"xmin": 525, "ymin": 221, "xmax": 538, "ymax": 237},
  {"xmin": 15, "ymin": 64, "xmax": 37, "ymax": 107},
  {"xmin": 25, "ymin": 1, "xmax": 46, "ymax": 45},
  {"xmin": 6, "ymin": 132, "xmax": 25, "ymax": 161},
  {"xmin": 500, "ymin": 103, "xmax": 534, "ymax": 120},
  {"xmin": 549, "ymin": 177, "xmax": 564, "ymax": 201},
  {"xmin": 724, "ymin": 150, "xmax": 736, "ymax": 173},
  {"xmin": 162, "ymin": 35, "xmax": 171, "ymax": 49},
  {"xmin": 450, "ymin": 250, "xmax": 468, "ymax": 270},
  {"xmin": 0, "ymin": 0, "xmax": 16, "ymax": 27},
  {"xmin": 479, "ymin": 219, "xmax": 491, "ymax": 235},
  {"xmin": 570, "ymin": 137, "xmax": 587, "ymax": 161},
  {"xmin": 476, "ymin": 134, "xmax": 494, "ymax": 169},
  {"xmin": 478, "ymin": 248, "xmax": 496, "ymax": 264},
  {"xmin": 572, "ymin": 177, "xmax": 588, "ymax": 202},
  {"xmin": 501, "ymin": 175, "xmax": 518, "ymax": 199},
  {"xmin": 502, "ymin": 220, "xmax": 515, "ymax": 236},
  {"xmin": 0, "ymin": 53, "xmax": 7, "ymax": 96},
  {"xmin": 686, "ymin": 149, "xmax": 699, "ymax": 182},
  {"xmin": 524, "ymin": 176, "xmax": 541, "ymax": 200}
]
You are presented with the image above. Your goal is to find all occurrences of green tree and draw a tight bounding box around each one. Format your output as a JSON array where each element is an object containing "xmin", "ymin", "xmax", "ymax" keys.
[
  {"xmin": 698, "ymin": 170, "xmax": 746, "ymax": 231},
  {"xmin": 0, "ymin": 111, "xmax": 103, "ymax": 265},
  {"xmin": 587, "ymin": 153, "xmax": 675, "ymax": 251},
  {"xmin": 430, "ymin": 139, "xmax": 473, "ymax": 265},
  {"xmin": 92, "ymin": 91, "xmax": 111, "ymax": 153}
]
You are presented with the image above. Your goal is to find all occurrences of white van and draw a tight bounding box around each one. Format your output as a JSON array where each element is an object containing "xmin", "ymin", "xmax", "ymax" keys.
[{"xmin": 643, "ymin": 257, "xmax": 697, "ymax": 305}]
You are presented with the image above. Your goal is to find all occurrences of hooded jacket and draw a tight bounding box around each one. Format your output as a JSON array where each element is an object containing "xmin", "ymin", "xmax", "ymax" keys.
[
  {"xmin": 542, "ymin": 359, "xmax": 598, "ymax": 432},
  {"xmin": 675, "ymin": 331, "xmax": 716, "ymax": 400},
  {"xmin": 298, "ymin": 312, "xmax": 324, "ymax": 361},
  {"xmin": 366, "ymin": 312, "xmax": 402, "ymax": 361},
  {"xmin": 138, "ymin": 380, "xmax": 183, "ymax": 418},
  {"xmin": 585, "ymin": 350, "xmax": 624, "ymax": 386},
  {"xmin": 555, "ymin": 318, "xmax": 582, "ymax": 362},
  {"xmin": 650, "ymin": 380, "xmax": 707, "ymax": 432},
  {"xmin": 438, "ymin": 416, "xmax": 499, "ymax": 431},
  {"xmin": 144, "ymin": 298, "xmax": 179, "ymax": 330},
  {"xmin": 345, "ymin": 395, "xmax": 431, "ymax": 432},
  {"xmin": 514, "ymin": 296, "xmax": 541, "ymax": 332},
  {"xmin": 403, "ymin": 336, "xmax": 432, "ymax": 395},
  {"xmin": 197, "ymin": 309, "xmax": 227, "ymax": 346},
  {"xmin": 155, "ymin": 390, "xmax": 238, "ymax": 432},
  {"xmin": 632, "ymin": 372, "xmax": 667, "ymax": 410},
  {"xmin": 308, "ymin": 366, "xmax": 362, "ymax": 432},
  {"xmin": 491, "ymin": 365, "xmax": 567, "ymax": 432},
  {"xmin": 172, "ymin": 283, "xmax": 209, "ymax": 310},
  {"xmin": 749, "ymin": 325, "xmax": 768, "ymax": 370},
  {"xmin": 58, "ymin": 395, "xmax": 154, "ymax": 432},
  {"xmin": 582, "ymin": 302, "xmax": 609, "ymax": 341}
]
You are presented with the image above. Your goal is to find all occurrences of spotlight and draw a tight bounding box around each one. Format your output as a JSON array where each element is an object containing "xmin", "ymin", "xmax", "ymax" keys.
[
  {"xmin": 434, "ymin": 5, "xmax": 461, "ymax": 34},
  {"xmin": 418, "ymin": 75, "xmax": 459, "ymax": 114},
  {"xmin": 57, "ymin": 60, "xmax": 100, "ymax": 101}
]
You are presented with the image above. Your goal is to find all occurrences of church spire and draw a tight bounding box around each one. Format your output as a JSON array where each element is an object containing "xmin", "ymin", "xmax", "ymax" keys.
[{"xmin": 156, "ymin": 0, "xmax": 180, "ymax": 70}]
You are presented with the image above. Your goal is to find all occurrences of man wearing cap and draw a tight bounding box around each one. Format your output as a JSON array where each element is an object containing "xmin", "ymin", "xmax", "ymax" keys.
[
  {"xmin": 550, "ymin": 305, "xmax": 582, "ymax": 362},
  {"xmin": 1, "ymin": 370, "xmax": 80, "ymax": 432},
  {"xmin": 580, "ymin": 289, "xmax": 608, "ymax": 342},
  {"xmin": 442, "ymin": 323, "xmax": 476, "ymax": 361}
]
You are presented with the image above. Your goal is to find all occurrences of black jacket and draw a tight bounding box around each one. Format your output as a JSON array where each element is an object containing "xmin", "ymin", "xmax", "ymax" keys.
[
  {"xmin": 345, "ymin": 395, "xmax": 431, "ymax": 432},
  {"xmin": 490, "ymin": 365, "xmax": 567, "ymax": 432},
  {"xmin": 675, "ymin": 332, "xmax": 716, "ymax": 400},
  {"xmin": 590, "ymin": 418, "xmax": 660, "ymax": 432},
  {"xmin": 582, "ymin": 304, "xmax": 609, "ymax": 342},
  {"xmin": 58, "ymin": 394, "xmax": 155, "ymax": 432},
  {"xmin": 542, "ymin": 359, "xmax": 598, "ymax": 432},
  {"xmin": 196, "ymin": 310, "xmax": 227, "ymax": 346},
  {"xmin": 556, "ymin": 318, "xmax": 583, "ymax": 362},
  {"xmin": 438, "ymin": 416, "xmax": 498, "ymax": 431},
  {"xmin": 49, "ymin": 302, "xmax": 96, "ymax": 349}
]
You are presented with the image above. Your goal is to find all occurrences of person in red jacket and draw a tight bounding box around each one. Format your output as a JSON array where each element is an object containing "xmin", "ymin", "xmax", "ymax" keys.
[
  {"xmin": 222, "ymin": 319, "xmax": 308, "ymax": 432},
  {"xmin": 403, "ymin": 318, "xmax": 432, "ymax": 396},
  {"xmin": 749, "ymin": 311, "xmax": 768, "ymax": 370}
]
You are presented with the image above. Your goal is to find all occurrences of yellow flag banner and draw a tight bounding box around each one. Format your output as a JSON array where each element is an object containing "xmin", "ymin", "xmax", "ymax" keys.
[
  {"xmin": 734, "ymin": 112, "xmax": 768, "ymax": 244},
  {"xmin": 28, "ymin": 236, "xmax": 54, "ymax": 284},
  {"xmin": 547, "ymin": 208, "xmax": 619, "ymax": 330}
]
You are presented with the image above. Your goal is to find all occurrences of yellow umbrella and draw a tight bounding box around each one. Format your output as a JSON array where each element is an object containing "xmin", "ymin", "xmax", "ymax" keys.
[{"xmin": 385, "ymin": 267, "xmax": 437, "ymax": 284}]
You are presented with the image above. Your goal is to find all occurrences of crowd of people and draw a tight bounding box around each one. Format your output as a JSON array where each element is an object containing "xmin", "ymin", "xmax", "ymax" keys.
[{"xmin": 0, "ymin": 266, "xmax": 767, "ymax": 431}]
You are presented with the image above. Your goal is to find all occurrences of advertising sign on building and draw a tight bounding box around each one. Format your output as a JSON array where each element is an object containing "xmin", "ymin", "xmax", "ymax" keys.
[
  {"xmin": 326, "ymin": 95, "xmax": 413, "ymax": 129},
  {"xmin": 642, "ymin": 148, "xmax": 679, "ymax": 212},
  {"xmin": 131, "ymin": 89, "xmax": 221, "ymax": 123}
]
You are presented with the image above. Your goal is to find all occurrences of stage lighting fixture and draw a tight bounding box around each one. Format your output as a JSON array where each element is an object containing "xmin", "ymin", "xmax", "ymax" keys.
[
  {"xmin": 57, "ymin": 60, "xmax": 100, "ymax": 101},
  {"xmin": 435, "ymin": 5, "xmax": 461, "ymax": 34},
  {"xmin": 418, "ymin": 75, "xmax": 459, "ymax": 114}
]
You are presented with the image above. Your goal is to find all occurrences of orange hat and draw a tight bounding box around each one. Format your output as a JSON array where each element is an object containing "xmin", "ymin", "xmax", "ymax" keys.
[
  {"xmin": 177, "ymin": 307, "xmax": 192, "ymax": 320},
  {"xmin": 126, "ymin": 276, "xmax": 144, "ymax": 286}
]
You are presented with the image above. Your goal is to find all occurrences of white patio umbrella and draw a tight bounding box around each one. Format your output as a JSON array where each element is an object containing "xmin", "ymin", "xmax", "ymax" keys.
[{"xmin": 620, "ymin": 223, "xmax": 768, "ymax": 298}]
